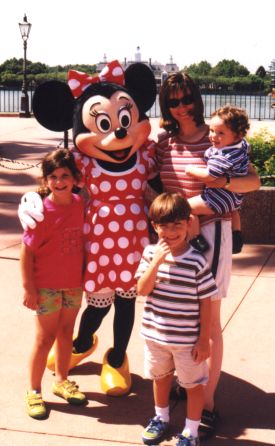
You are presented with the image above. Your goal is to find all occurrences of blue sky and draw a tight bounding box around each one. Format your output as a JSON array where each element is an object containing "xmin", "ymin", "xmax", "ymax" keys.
[{"xmin": 2, "ymin": 0, "xmax": 274, "ymax": 73}]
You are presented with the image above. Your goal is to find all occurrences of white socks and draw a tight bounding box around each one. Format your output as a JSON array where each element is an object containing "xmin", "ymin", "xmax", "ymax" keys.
[
  {"xmin": 182, "ymin": 418, "xmax": 200, "ymax": 438},
  {"xmin": 155, "ymin": 405, "xmax": 170, "ymax": 423}
]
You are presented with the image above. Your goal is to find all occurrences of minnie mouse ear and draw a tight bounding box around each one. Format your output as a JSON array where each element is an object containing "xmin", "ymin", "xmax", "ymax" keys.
[
  {"xmin": 32, "ymin": 81, "xmax": 74, "ymax": 132},
  {"xmin": 124, "ymin": 63, "xmax": 157, "ymax": 112}
]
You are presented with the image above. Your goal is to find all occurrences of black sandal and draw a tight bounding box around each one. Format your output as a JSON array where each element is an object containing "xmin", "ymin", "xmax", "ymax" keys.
[
  {"xmin": 189, "ymin": 234, "xmax": 210, "ymax": 253},
  {"xmin": 199, "ymin": 409, "xmax": 220, "ymax": 440},
  {"xmin": 232, "ymin": 230, "xmax": 244, "ymax": 254},
  {"xmin": 169, "ymin": 384, "xmax": 187, "ymax": 401}
]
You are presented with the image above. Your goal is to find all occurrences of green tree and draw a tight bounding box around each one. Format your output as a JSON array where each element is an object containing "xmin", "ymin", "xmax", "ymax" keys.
[
  {"xmin": 256, "ymin": 66, "xmax": 266, "ymax": 78},
  {"xmin": 211, "ymin": 59, "xmax": 249, "ymax": 77},
  {"xmin": 0, "ymin": 57, "xmax": 22, "ymax": 74},
  {"xmin": 184, "ymin": 61, "xmax": 212, "ymax": 76}
]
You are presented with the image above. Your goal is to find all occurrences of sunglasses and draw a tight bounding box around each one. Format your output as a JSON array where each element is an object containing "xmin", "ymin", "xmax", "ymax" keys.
[{"xmin": 167, "ymin": 94, "xmax": 194, "ymax": 108}]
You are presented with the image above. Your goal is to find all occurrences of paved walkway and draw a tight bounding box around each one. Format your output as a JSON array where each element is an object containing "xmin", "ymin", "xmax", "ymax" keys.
[{"xmin": 0, "ymin": 116, "xmax": 275, "ymax": 446}]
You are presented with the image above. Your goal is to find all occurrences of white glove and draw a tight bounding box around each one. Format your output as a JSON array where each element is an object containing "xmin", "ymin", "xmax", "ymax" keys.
[{"xmin": 18, "ymin": 192, "xmax": 44, "ymax": 230}]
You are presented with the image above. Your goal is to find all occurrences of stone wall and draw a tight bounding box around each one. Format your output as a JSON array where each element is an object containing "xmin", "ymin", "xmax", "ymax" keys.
[{"xmin": 241, "ymin": 187, "xmax": 275, "ymax": 244}]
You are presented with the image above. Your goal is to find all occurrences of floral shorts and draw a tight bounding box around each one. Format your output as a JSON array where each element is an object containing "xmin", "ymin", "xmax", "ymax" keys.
[{"xmin": 36, "ymin": 288, "xmax": 83, "ymax": 316}]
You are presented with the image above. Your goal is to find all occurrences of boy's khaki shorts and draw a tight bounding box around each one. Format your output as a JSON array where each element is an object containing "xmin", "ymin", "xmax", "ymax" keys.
[{"xmin": 144, "ymin": 339, "xmax": 208, "ymax": 388}]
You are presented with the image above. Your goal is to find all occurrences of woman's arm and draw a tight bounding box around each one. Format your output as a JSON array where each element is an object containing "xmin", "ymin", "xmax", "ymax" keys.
[
  {"xmin": 204, "ymin": 163, "xmax": 261, "ymax": 193},
  {"xmin": 228, "ymin": 163, "xmax": 261, "ymax": 193},
  {"xmin": 185, "ymin": 165, "xmax": 214, "ymax": 182}
]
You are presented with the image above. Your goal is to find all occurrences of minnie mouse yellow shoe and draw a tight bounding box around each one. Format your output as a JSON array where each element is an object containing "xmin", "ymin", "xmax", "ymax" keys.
[
  {"xmin": 100, "ymin": 349, "xmax": 131, "ymax": 396},
  {"xmin": 46, "ymin": 334, "xmax": 98, "ymax": 372}
]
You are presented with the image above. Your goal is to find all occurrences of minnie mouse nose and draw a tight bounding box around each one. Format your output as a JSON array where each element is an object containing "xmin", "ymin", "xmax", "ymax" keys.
[{"xmin": 115, "ymin": 127, "xmax": 127, "ymax": 139}]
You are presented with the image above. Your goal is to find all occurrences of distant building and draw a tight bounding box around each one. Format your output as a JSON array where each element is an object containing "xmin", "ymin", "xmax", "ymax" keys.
[
  {"xmin": 269, "ymin": 59, "xmax": 275, "ymax": 89},
  {"xmin": 96, "ymin": 47, "xmax": 179, "ymax": 92}
]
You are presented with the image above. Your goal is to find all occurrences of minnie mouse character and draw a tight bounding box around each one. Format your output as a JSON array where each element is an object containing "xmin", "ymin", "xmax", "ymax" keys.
[{"xmin": 19, "ymin": 60, "xmax": 158, "ymax": 396}]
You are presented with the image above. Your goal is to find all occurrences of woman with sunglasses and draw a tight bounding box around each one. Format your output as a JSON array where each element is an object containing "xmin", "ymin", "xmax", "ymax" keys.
[{"xmin": 151, "ymin": 72, "xmax": 260, "ymax": 440}]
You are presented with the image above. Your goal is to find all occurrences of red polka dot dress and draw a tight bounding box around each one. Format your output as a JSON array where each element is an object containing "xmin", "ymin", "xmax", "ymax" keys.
[{"xmin": 74, "ymin": 147, "xmax": 156, "ymax": 295}]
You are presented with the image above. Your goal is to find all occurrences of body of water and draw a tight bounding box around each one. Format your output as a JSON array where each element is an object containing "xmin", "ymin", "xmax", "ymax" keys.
[
  {"xmin": 1, "ymin": 89, "xmax": 274, "ymax": 121},
  {"xmin": 150, "ymin": 94, "xmax": 275, "ymax": 120}
]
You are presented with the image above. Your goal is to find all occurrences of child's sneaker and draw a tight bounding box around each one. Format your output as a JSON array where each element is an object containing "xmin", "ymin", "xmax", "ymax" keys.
[
  {"xmin": 26, "ymin": 390, "xmax": 47, "ymax": 419},
  {"xmin": 176, "ymin": 431, "xmax": 200, "ymax": 446},
  {"xmin": 52, "ymin": 379, "xmax": 86, "ymax": 405},
  {"xmin": 141, "ymin": 416, "xmax": 169, "ymax": 444}
]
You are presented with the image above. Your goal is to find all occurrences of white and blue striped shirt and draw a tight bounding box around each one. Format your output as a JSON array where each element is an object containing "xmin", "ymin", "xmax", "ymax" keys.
[
  {"xmin": 135, "ymin": 244, "xmax": 218, "ymax": 346},
  {"xmin": 202, "ymin": 139, "xmax": 250, "ymax": 214}
]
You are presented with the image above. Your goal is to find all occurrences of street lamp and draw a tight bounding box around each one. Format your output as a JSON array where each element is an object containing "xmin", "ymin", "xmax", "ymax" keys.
[{"xmin": 18, "ymin": 14, "xmax": 31, "ymax": 117}]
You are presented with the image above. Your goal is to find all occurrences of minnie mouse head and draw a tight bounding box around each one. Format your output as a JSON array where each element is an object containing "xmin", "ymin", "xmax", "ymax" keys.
[{"xmin": 33, "ymin": 60, "xmax": 156, "ymax": 165}]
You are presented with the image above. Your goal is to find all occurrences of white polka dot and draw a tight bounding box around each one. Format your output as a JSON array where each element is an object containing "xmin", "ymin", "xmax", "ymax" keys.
[
  {"xmin": 137, "ymin": 164, "xmax": 145, "ymax": 174},
  {"xmin": 132, "ymin": 178, "xmax": 141, "ymax": 190},
  {"xmin": 126, "ymin": 194, "xmax": 135, "ymax": 199},
  {"xmin": 94, "ymin": 224, "xmax": 104, "ymax": 235},
  {"xmin": 130, "ymin": 203, "xmax": 141, "ymax": 215},
  {"xmin": 99, "ymin": 255, "xmax": 109, "ymax": 266},
  {"xmin": 101, "ymin": 65, "xmax": 110, "ymax": 76},
  {"xmin": 87, "ymin": 261, "xmax": 97, "ymax": 273},
  {"xmin": 120, "ymin": 271, "xmax": 132, "ymax": 282},
  {"xmin": 83, "ymin": 156, "xmax": 90, "ymax": 166},
  {"xmin": 141, "ymin": 236, "xmax": 149, "ymax": 247},
  {"xmin": 98, "ymin": 273, "xmax": 104, "ymax": 285},
  {"xmin": 83, "ymin": 223, "xmax": 91, "ymax": 234},
  {"xmin": 92, "ymin": 167, "xmax": 101, "ymax": 178},
  {"xmin": 114, "ymin": 204, "xmax": 126, "ymax": 215},
  {"xmin": 99, "ymin": 206, "xmax": 110, "ymax": 218},
  {"xmin": 137, "ymin": 220, "xmax": 147, "ymax": 231},
  {"xmin": 127, "ymin": 253, "xmax": 135, "ymax": 265},
  {"xmin": 91, "ymin": 242, "xmax": 100, "ymax": 254},
  {"xmin": 113, "ymin": 254, "xmax": 123, "ymax": 265},
  {"xmin": 118, "ymin": 237, "xmax": 129, "ymax": 248},
  {"xmin": 103, "ymin": 238, "xmax": 115, "ymax": 249},
  {"xmin": 109, "ymin": 195, "xmax": 119, "ymax": 200},
  {"xmin": 109, "ymin": 270, "xmax": 116, "ymax": 281},
  {"xmin": 85, "ymin": 280, "xmax": 95, "ymax": 292},
  {"xmin": 124, "ymin": 220, "xmax": 134, "ymax": 231},
  {"xmin": 68, "ymin": 79, "xmax": 80, "ymax": 90},
  {"xmin": 109, "ymin": 221, "xmax": 119, "ymax": 232},
  {"xmin": 116, "ymin": 179, "xmax": 127, "ymax": 191},
  {"xmin": 90, "ymin": 184, "xmax": 99, "ymax": 194},
  {"xmin": 100, "ymin": 181, "xmax": 111, "ymax": 192},
  {"xmin": 112, "ymin": 66, "xmax": 123, "ymax": 77}
]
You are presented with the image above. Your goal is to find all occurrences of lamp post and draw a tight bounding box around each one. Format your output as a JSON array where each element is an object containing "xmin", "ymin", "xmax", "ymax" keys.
[{"xmin": 18, "ymin": 14, "xmax": 31, "ymax": 117}]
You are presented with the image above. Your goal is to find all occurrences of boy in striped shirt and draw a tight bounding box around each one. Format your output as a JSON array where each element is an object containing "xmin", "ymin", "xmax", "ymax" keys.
[{"xmin": 136, "ymin": 192, "xmax": 217, "ymax": 446}]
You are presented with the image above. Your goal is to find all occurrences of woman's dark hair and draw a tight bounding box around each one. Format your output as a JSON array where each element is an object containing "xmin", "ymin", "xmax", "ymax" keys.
[
  {"xmin": 159, "ymin": 72, "xmax": 205, "ymax": 133},
  {"xmin": 38, "ymin": 148, "xmax": 81, "ymax": 197}
]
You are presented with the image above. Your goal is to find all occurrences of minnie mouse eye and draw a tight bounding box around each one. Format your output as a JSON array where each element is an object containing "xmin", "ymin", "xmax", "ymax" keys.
[
  {"xmin": 118, "ymin": 108, "xmax": 131, "ymax": 129},
  {"xmin": 96, "ymin": 114, "xmax": 112, "ymax": 133}
]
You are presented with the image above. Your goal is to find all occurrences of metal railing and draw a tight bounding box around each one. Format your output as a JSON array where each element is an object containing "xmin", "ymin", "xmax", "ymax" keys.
[
  {"xmin": 1, "ymin": 88, "xmax": 275, "ymax": 120},
  {"xmin": 149, "ymin": 93, "xmax": 275, "ymax": 120}
]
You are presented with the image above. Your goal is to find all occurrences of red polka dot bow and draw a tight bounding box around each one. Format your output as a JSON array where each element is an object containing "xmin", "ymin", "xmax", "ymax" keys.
[{"xmin": 68, "ymin": 60, "xmax": 125, "ymax": 98}]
